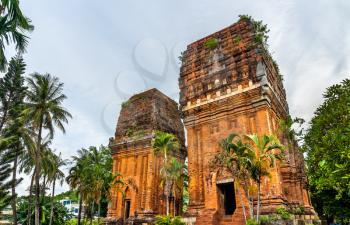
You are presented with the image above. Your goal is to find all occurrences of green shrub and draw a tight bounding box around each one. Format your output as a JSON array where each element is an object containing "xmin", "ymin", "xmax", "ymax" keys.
[
  {"xmin": 204, "ymin": 38, "xmax": 219, "ymax": 49},
  {"xmin": 275, "ymin": 207, "xmax": 291, "ymax": 220},
  {"xmin": 259, "ymin": 215, "xmax": 271, "ymax": 224},
  {"xmin": 154, "ymin": 215, "xmax": 185, "ymax": 225},
  {"xmin": 246, "ymin": 218, "xmax": 258, "ymax": 225}
]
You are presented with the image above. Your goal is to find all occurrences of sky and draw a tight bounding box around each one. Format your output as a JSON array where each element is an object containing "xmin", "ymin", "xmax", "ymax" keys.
[{"xmin": 4, "ymin": 0, "xmax": 350, "ymax": 195}]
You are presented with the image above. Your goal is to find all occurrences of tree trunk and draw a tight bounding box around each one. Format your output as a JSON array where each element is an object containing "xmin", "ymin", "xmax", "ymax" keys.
[
  {"xmin": 11, "ymin": 152, "xmax": 18, "ymax": 225},
  {"xmin": 243, "ymin": 179, "xmax": 254, "ymax": 218},
  {"xmin": 90, "ymin": 202, "xmax": 94, "ymax": 225},
  {"xmin": 256, "ymin": 181, "xmax": 261, "ymax": 223},
  {"xmin": 27, "ymin": 170, "xmax": 35, "ymax": 225},
  {"xmin": 236, "ymin": 182, "xmax": 247, "ymax": 223},
  {"xmin": 97, "ymin": 201, "xmax": 101, "ymax": 225},
  {"xmin": 173, "ymin": 187, "xmax": 176, "ymax": 217},
  {"xmin": 34, "ymin": 122, "xmax": 43, "ymax": 225},
  {"xmin": 49, "ymin": 178, "xmax": 56, "ymax": 225},
  {"xmin": 77, "ymin": 191, "xmax": 82, "ymax": 225},
  {"xmin": 0, "ymin": 101, "xmax": 9, "ymax": 132}
]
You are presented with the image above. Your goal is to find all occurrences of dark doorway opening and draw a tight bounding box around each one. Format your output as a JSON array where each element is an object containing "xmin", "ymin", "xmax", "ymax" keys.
[
  {"xmin": 217, "ymin": 182, "xmax": 236, "ymax": 215},
  {"xmin": 124, "ymin": 200, "xmax": 131, "ymax": 219}
]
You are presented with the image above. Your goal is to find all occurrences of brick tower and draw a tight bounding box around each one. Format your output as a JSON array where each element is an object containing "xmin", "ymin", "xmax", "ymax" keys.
[
  {"xmin": 106, "ymin": 88, "xmax": 186, "ymax": 224},
  {"xmin": 179, "ymin": 18, "xmax": 316, "ymax": 225}
]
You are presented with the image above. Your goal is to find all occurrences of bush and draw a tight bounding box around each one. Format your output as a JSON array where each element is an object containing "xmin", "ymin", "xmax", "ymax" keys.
[
  {"xmin": 275, "ymin": 207, "xmax": 291, "ymax": 220},
  {"xmin": 65, "ymin": 219, "xmax": 100, "ymax": 225},
  {"xmin": 246, "ymin": 218, "xmax": 258, "ymax": 225},
  {"xmin": 204, "ymin": 38, "xmax": 219, "ymax": 49},
  {"xmin": 259, "ymin": 215, "xmax": 271, "ymax": 224},
  {"xmin": 154, "ymin": 215, "xmax": 185, "ymax": 225}
]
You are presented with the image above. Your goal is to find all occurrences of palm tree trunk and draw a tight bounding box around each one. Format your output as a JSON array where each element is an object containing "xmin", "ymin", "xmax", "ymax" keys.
[
  {"xmin": 166, "ymin": 194, "xmax": 169, "ymax": 216},
  {"xmin": 173, "ymin": 187, "xmax": 176, "ymax": 216},
  {"xmin": 49, "ymin": 178, "xmax": 56, "ymax": 225},
  {"xmin": 90, "ymin": 202, "xmax": 94, "ymax": 225},
  {"xmin": 11, "ymin": 152, "xmax": 19, "ymax": 225},
  {"xmin": 236, "ymin": 182, "xmax": 247, "ymax": 223},
  {"xmin": 34, "ymin": 121, "xmax": 43, "ymax": 225},
  {"xmin": 77, "ymin": 191, "xmax": 82, "ymax": 225},
  {"xmin": 256, "ymin": 181, "xmax": 261, "ymax": 223},
  {"xmin": 243, "ymin": 179, "xmax": 254, "ymax": 219},
  {"xmin": 28, "ymin": 170, "xmax": 35, "ymax": 225},
  {"xmin": 97, "ymin": 201, "xmax": 101, "ymax": 225}
]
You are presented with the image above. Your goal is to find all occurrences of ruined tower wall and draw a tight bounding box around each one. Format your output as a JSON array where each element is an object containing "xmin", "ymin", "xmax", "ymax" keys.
[
  {"xmin": 179, "ymin": 18, "xmax": 314, "ymax": 225},
  {"xmin": 107, "ymin": 89, "xmax": 186, "ymax": 223}
]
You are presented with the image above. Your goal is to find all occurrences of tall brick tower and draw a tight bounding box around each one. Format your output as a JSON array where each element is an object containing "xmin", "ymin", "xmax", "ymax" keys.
[
  {"xmin": 107, "ymin": 89, "xmax": 186, "ymax": 224},
  {"xmin": 179, "ymin": 18, "xmax": 315, "ymax": 225}
]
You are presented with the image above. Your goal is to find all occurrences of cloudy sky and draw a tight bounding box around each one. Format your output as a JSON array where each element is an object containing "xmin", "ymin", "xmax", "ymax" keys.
[{"xmin": 5, "ymin": 0, "xmax": 349, "ymax": 195}]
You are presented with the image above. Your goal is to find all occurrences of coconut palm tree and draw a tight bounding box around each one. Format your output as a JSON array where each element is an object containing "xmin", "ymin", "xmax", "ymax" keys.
[
  {"xmin": 24, "ymin": 73, "xmax": 72, "ymax": 225},
  {"xmin": 209, "ymin": 133, "xmax": 255, "ymax": 222},
  {"xmin": 47, "ymin": 152, "xmax": 67, "ymax": 225},
  {"xmin": 66, "ymin": 148, "xmax": 89, "ymax": 225},
  {"xmin": 244, "ymin": 134, "xmax": 284, "ymax": 223},
  {"xmin": 166, "ymin": 157, "xmax": 183, "ymax": 216},
  {"xmin": 0, "ymin": 0, "xmax": 33, "ymax": 71},
  {"xmin": 152, "ymin": 131, "xmax": 180, "ymax": 215}
]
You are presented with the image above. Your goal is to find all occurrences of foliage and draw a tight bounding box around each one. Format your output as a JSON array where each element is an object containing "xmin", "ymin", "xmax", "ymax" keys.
[
  {"xmin": 244, "ymin": 134, "xmax": 284, "ymax": 222},
  {"xmin": 182, "ymin": 159, "xmax": 189, "ymax": 213},
  {"xmin": 17, "ymin": 196, "xmax": 71, "ymax": 225},
  {"xmin": 288, "ymin": 205, "xmax": 305, "ymax": 215},
  {"xmin": 304, "ymin": 79, "xmax": 350, "ymax": 222},
  {"xmin": 152, "ymin": 131, "xmax": 181, "ymax": 215},
  {"xmin": 55, "ymin": 191, "xmax": 79, "ymax": 202},
  {"xmin": 178, "ymin": 52, "xmax": 184, "ymax": 64},
  {"xmin": 259, "ymin": 215, "xmax": 271, "ymax": 224},
  {"xmin": 204, "ymin": 37, "xmax": 219, "ymax": 49},
  {"xmin": 246, "ymin": 218, "xmax": 258, "ymax": 225},
  {"xmin": 238, "ymin": 15, "xmax": 269, "ymax": 46},
  {"xmin": 154, "ymin": 215, "xmax": 185, "ymax": 225},
  {"xmin": 0, "ymin": 0, "xmax": 34, "ymax": 71},
  {"xmin": 66, "ymin": 145, "xmax": 123, "ymax": 224},
  {"xmin": 125, "ymin": 127, "xmax": 145, "ymax": 140},
  {"xmin": 210, "ymin": 133, "xmax": 254, "ymax": 220},
  {"xmin": 275, "ymin": 207, "xmax": 291, "ymax": 220},
  {"xmin": 121, "ymin": 100, "xmax": 130, "ymax": 108},
  {"xmin": 233, "ymin": 35, "xmax": 241, "ymax": 44},
  {"xmin": 24, "ymin": 73, "xmax": 72, "ymax": 225},
  {"xmin": 65, "ymin": 218, "xmax": 99, "ymax": 225}
]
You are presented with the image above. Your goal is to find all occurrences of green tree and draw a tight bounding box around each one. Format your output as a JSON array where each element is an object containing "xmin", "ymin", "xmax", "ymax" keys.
[
  {"xmin": 0, "ymin": 136, "xmax": 13, "ymax": 211},
  {"xmin": 245, "ymin": 134, "xmax": 284, "ymax": 222},
  {"xmin": 66, "ymin": 148, "xmax": 89, "ymax": 225},
  {"xmin": 47, "ymin": 152, "xmax": 67, "ymax": 225},
  {"xmin": 66, "ymin": 146, "xmax": 122, "ymax": 225},
  {"xmin": 24, "ymin": 73, "xmax": 72, "ymax": 225},
  {"xmin": 152, "ymin": 131, "xmax": 180, "ymax": 216},
  {"xmin": 166, "ymin": 157, "xmax": 183, "ymax": 216},
  {"xmin": 304, "ymin": 79, "xmax": 350, "ymax": 223},
  {"xmin": 17, "ymin": 196, "xmax": 70, "ymax": 225},
  {"xmin": 209, "ymin": 133, "xmax": 255, "ymax": 222},
  {"xmin": 0, "ymin": 55, "xmax": 28, "ymax": 223},
  {"xmin": 0, "ymin": 0, "xmax": 34, "ymax": 71}
]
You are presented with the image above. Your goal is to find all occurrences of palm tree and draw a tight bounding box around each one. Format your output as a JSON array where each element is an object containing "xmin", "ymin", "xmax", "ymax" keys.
[
  {"xmin": 244, "ymin": 134, "xmax": 284, "ymax": 223},
  {"xmin": 66, "ymin": 148, "xmax": 89, "ymax": 225},
  {"xmin": 48, "ymin": 152, "xmax": 67, "ymax": 225},
  {"xmin": 166, "ymin": 157, "xmax": 183, "ymax": 216},
  {"xmin": 209, "ymin": 133, "xmax": 255, "ymax": 222},
  {"xmin": 152, "ymin": 131, "xmax": 180, "ymax": 215},
  {"xmin": 0, "ymin": 0, "xmax": 34, "ymax": 71},
  {"xmin": 24, "ymin": 73, "xmax": 72, "ymax": 225}
]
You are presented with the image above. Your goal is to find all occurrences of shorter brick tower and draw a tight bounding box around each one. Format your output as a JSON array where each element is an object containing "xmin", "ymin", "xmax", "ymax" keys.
[{"xmin": 106, "ymin": 89, "xmax": 186, "ymax": 224}]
